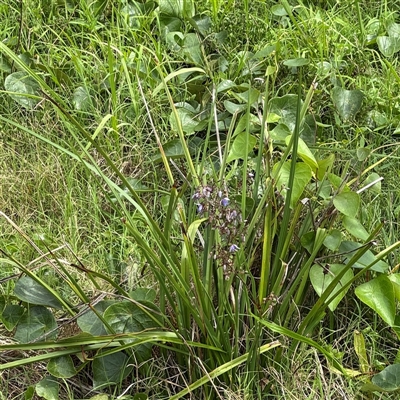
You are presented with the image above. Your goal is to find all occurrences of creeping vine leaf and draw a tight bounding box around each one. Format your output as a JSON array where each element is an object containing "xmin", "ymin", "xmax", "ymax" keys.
[{"xmin": 4, "ymin": 71, "xmax": 41, "ymax": 109}]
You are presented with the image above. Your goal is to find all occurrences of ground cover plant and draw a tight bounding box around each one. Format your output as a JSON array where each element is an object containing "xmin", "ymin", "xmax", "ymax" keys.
[{"xmin": 2, "ymin": 0, "xmax": 400, "ymax": 399}]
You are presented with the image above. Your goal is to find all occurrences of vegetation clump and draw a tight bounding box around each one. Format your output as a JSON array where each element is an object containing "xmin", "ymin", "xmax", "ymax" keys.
[{"xmin": 1, "ymin": 0, "xmax": 400, "ymax": 399}]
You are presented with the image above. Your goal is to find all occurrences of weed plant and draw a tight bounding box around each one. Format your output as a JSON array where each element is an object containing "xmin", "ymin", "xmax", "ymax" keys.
[{"xmin": 1, "ymin": 1, "xmax": 400, "ymax": 399}]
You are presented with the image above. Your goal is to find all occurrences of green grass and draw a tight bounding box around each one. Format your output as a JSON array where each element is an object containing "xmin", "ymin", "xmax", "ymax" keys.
[{"xmin": 1, "ymin": 0, "xmax": 400, "ymax": 399}]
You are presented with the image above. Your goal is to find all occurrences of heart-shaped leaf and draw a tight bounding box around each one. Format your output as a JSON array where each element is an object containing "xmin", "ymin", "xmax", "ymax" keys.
[
  {"xmin": 182, "ymin": 33, "xmax": 202, "ymax": 65},
  {"xmin": 92, "ymin": 352, "xmax": 133, "ymax": 389},
  {"xmin": 332, "ymin": 87, "xmax": 363, "ymax": 121},
  {"xmin": 103, "ymin": 301, "xmax": 161, "ymax": 362},
  {"xmin": 4, "ymin": 71, "xmax": 41, "ymax": 109},
  {"xmin": 72, "ymin": 86, "xmax": 93, "ymax": 111},
  {"xmin": 361, "ymin": 172, "xmax": 382, "ymax": 194},
  {"xmin": 170, "ymin": 107, "xmax": 199, "ymax": 135},
  {"xmin": 285, "ymin": 135, "xmax": 318, "ymax": 171},
  {"xmin": 310, "ymin": 264, "xmax": 353, "ymax": 311},
  {"xmin": 77, "ymin": 300, "xmax": 115, "ymax": 335},
  {"xmin": 317, "ymin": 154, "xmax": 335, "ymax": 180},
  {"xmin": 339, "ymin": 241, "xmax": 389, "ymax": 273},
  {"xmin": 355, "ymin": 275, "xmax": 395, "ymax": 326},
  {"xmin": 35, "ymin": 376, "xmax": 59, "ymax": 400},
  {"xmin": 333, "ymin": 191, "xmax": 360, "ymax": 217},
  {"xmin": 377, "ymin": 36, "xmax": 400, "ymax": 57},
  {"xmin": 283, "ymin": 58, "xmax": 309, "ymax": 67},
  {"xmin": 47, "ymin": 355, "xmax": 77, "ymax": 378},
  {"xmin": 372, "ymin": 364, "xmax": 400, "ymax": 392},
  {"xmin": 14, "ymin": 306, "xmax": 58, "ymax": 343},
  {"xmin": 273, "ymin": 161, "xmax": 312, "ymax": 208},
  {"xmin": 269, "ymin": 94, "xmax": 300, "ymax": 132},
  {"xmin": 343, "ymin": 216, "xmax": 369, "ymax": 241},
  {"xmin": 14, "ymin": 276, "xmax": 64, "ymax": 310},
  {"xmin": 158, "ymin": 0, "xmax": 195, "ymax": 18},
  {"xmin": 388, "ymin": 274, "xmax": 400, "ymax": 301},
  {"xmin": 387, "ymin": 22, "xmax": 400, "ymax": 38},
  {"xmin": 226, "ymin": 132, "xmax": 257, "ymax": 163},
  {"xmin": 1, "ymin": 304, "xmax": 25, "ymax": 331},
  {"xmin": 323, "ymin": 230, "xmax": 342, "ymax": 251}
]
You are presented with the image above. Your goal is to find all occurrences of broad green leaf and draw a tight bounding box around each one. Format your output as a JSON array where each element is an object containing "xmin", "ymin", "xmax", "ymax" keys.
[
  {"xmin": 4, "ymin": 71, "xmax": 41, "ymax": 109},
  {"xmin": 24, "ymin": 386, "xmax": 35, "ymax": 400},
  {"xmin": 72, "ymin": 86, "xmax": 93, "ymax": 111},
  {"xmin": 339, "ymin": 241, "xmax": 389, "ymax": 273},
  {"xmin": 333, "ymin": 191, "xmax": 360, "ymax": 217},
  {"xmin": 372, "ymin": 364, "xmax": 400, "ymax": 392},
  {"xmin": 216, "ymin": 79, "xmax": 236, "ymax": 93},
  {"xmin": 323, "ymin": 230, "xmax": 342, "ymax": 251},
  {"xmin": 266, "ymin": 112, "xmax": 281, "ymax": 123},
  {"xmin": 273, "ymin": 161, "xmax": 312, "ymax": 208},
  {"xmin": 14, "ymin": 306, "xmax": 58, "ymax": 343},
  {"xmin": 343, "ymin": 216, "xmax": 369, "ymax": 241},
  {"xmin": 77, "ymin": 300, "xmax": 115, "ymax": 335},
  {"xmin": 103, "ymin": 301, "xmax": 161, "ymax": 362},
  {"xmin": 47, "ymin": 355, "xmax": 76, "ymax": 378},
  {"xmin": 235, "ymin": 87, "xmax": 260, "ymax": 105},
  {"xmin": 158, "ymin": 15, "xmax": 182, "ymax": 37},
  {"xmin": 387, "ymin": 22, "xmax": 400, "ymax": 38},
  {"xmin": 35, "ymin": 376, "xmax": 59, "ymax": 400},
  {"xmin": 377, "ymin": 36, "xmax": 400, "ymax": 57},
  {"xmin": 226, "ymin": 132, "xmax": 257, "ymax": 163},
  {"xmin": 301, "ymin": 113, "xmax": 320, "ymax": 145},
  {"xmin": 121, "ymin": 2, "xmax": 142, "ymax": 29},
  {"xmin": 253, "ymin": 46, "xmax": 276, "ymax": 60},
  {"xmin": 129, "ymin": 288, "xmax": 157, "ymax": 303},
  {"xmin": 301, "ymin": 231, "xmax": 315, "ymax": 253},
  {"xmin": 327, "ymin": 173, "xmax": 348, "ymax": 191},
  {"xmin": 120, "ymin": 177, "xmax": 149, "ymax": 192},
  {"xmin": 0, "ymin": 55, "xmax": 11, "ymax": 72},
  {"xmin": 170, "ymin": 108, "xmax": 199, "ymax": 135},
  {"xmin": 92, "ymin": 352, "xmax": 133, "ymax": 389},
  {"xmin": 152, "ymin": 137, "xmax": 202, "ymax": 163},
  {"xmin": 316, "ymin": 61, "xmax": 332, "ymax": 75},
  {"xmin": 310, "ymin": 264, "xmax": 353, "ymax": 311},
  {"xmin": 356, "ymin": 147, "xmax": 370, "ymax": 161},
  {"xmin": 270, "ymin": 123, "xmax": 291, "ymax": 141},
  {"xmin": 233, "ymin": 113, "xmax": 260, "ymax": 136},
  {"xmin": 14, "ymin": 276, "xmax": 64, "ymax": 310},
  {"xmin": 359, "ymin": 382, "xmax": 386, "ymax": 393},
  {"xmin": 271, "ymin": 4, "xmax": 288, "ymax": 16},
  {"xmin": 224, "ymin": 100, "xmax": 247, "ymax": 114},
  {"xmin": 88, "ymin": 395, "xmax": 109, "ymax": 400},
  {"xmin": 388, "ymin": 274, "xmax": 400, "ymax": 301},
  {"xmin": 355, "ymin": 275, "xmax": 395, "ymax": 326},
  {"xmin": 158, "ymin": 0, "xmax": 195, "ymax": 18},
  {"xmin": 269, "ymin": 94, "xmax": 300, "ymax": 132},
  {"xmin": 285, "ymin": 135, "xmax": 318, "ymax": 171},
  {"xmin": 182, "ymin": 33, "xmax": 202, "ymax": 65},
  {"xmin": 190, "ymin": 14, "xmax": 212, "ymax": 36},
  {"xmin": 361, "ymin": 172, "xmax": 382, "ymax": 194},
  {"xmin": 332, "ymin": 87, "xmax": 363, "ymax": 121},
  {"xmin": 283, "ymin": 58, "xmax": 309, "ymax": 67},
  {"xmin": 1, "ymin": 304, "xmax": 25, "ymax": 331},
  {"xmin": 317, "ymin": 154, "xmax": 335, "ymax": 180},
  {"xmin": 354, "ymin": 330, "xmax": 369, "ymax": 374}
]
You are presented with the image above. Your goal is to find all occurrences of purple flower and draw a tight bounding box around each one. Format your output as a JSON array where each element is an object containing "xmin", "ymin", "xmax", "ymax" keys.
[
  {"xmin": 197, "ymin": 204, "xmax": 203, "ymax": 213},
  {"xmin": 220, "ymin": 197, "xmax": 229, "ymax": 207},
  {"xmin": 229, "ymin": 244, "xmax": 240, "ymax": 253}
]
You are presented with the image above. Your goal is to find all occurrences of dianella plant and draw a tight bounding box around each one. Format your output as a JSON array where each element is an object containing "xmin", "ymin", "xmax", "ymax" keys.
[{"xmin": 1, "ymin": 0, "xmax": 400, "ymax": 398}]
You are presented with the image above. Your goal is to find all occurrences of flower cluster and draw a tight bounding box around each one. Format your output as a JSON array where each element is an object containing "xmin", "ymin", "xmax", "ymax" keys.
[{"xmin": 192, "ymin": 184, "xmax": 243, "ymax": 277}]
